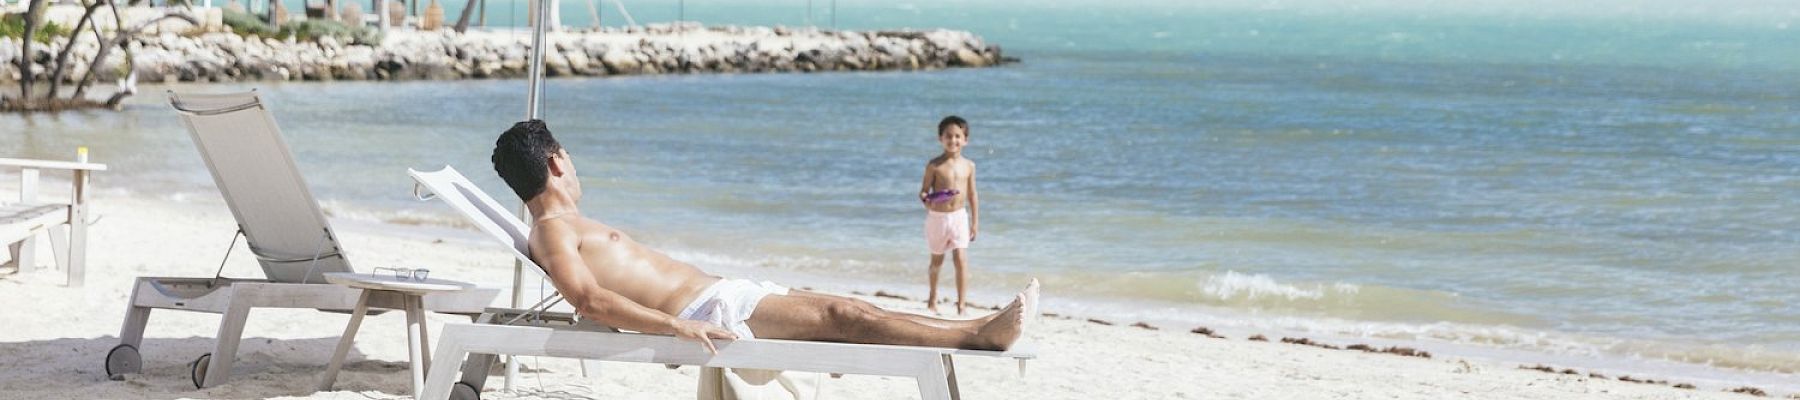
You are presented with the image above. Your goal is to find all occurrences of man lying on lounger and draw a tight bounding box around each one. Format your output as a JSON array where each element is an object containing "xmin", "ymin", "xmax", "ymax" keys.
[{"xmin": 491, "ymin": 120, "xmax": 1037, "ymax": 354}]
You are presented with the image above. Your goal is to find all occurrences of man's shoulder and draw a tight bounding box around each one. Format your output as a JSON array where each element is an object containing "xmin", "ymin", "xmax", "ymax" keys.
[{"xmin": 530, "ymin": 218, "xmax": 582, "ymax": 248}]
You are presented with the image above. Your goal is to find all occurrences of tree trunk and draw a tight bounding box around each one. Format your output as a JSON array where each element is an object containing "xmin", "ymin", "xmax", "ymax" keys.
[
  {"xmin": 18, "ymin": 0, "xmax": 49, "ymax": 100},
  {"xmin": 73, "ymin": 0, "xmax": 127, "ymax": 99},
  {"xmin": 48, "ymin": 0, "xmax": 106, "ymax": 99},
  {"xmin": 452, "ymin": 0, "xmax": 475, "ymax": 32}
]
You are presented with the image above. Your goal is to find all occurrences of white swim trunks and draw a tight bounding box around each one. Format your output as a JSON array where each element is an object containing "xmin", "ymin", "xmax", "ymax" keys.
[{"xmin": 676, "ymin": 279, "xmax": 790, "ymax": 339}]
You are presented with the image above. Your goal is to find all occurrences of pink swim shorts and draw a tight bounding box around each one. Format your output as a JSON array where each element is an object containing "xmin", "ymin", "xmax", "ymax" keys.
[{"xmin": 923, "ymin": 208, "xmax": 971, "ymax": 255}]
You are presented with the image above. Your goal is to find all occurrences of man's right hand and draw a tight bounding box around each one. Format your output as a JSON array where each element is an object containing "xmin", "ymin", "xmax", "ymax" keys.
[{"xmin": 670, "ymin": 319, "xmax": 737, "ymax": 355}]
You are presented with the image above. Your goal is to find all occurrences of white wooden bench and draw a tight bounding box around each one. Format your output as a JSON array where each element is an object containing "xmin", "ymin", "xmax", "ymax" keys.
[{"xmin": 1, "ymin": 149, "xmax": 107, "ymax": 286}]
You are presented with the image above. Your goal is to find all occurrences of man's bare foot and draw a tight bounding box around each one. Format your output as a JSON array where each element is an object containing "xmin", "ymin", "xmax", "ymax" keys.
[
  {"xmin": 972, "ymin": 279, "xmax": 1039, "ymax": 350},
  {"xmin": 957, "ymin": 301, "xmax": 967, "ymax": 316},
  {"xmin": 926, "ymin": 300, "xmax": 941, "ymax": 315}
]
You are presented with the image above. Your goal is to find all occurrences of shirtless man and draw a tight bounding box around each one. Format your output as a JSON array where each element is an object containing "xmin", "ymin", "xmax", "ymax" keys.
[{"xmin": 491, "ymin": 120, "xmax": 1036, "ymax": 354}]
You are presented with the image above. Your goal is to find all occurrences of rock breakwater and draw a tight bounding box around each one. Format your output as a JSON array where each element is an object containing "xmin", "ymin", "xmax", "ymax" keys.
[{"xmin": 1, "ymin": 22, "xmax": 1011, "ymax": 84}]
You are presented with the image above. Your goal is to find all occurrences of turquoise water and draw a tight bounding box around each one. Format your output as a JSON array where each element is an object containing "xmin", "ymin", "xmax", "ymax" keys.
[{"xmin": 7, "ymin": 0, "xmax": 1800, "ymax": 377}]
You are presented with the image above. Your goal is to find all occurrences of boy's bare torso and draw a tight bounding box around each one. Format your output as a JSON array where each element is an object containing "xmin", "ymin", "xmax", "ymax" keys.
[
  {"xmin": 924, "ymin": 155, "xmax": 974, "ymax": 213},
  {"xmin": 533, "ymin": 216, "xmax": 720, "ymax": 315}
]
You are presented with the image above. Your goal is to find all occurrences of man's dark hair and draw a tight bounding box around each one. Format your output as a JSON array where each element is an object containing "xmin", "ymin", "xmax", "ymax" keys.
[
  {"xmin": 938, "ymin": 115, "xmax": 969, "ymax": 137},
  {"xmin": 492, "ymin": 120, "xmax": 563, "ymax": 201}
]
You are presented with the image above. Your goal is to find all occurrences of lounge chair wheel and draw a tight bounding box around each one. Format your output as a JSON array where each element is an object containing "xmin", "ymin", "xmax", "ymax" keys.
[
  {"xmin": 190, "ymin": 353, "xmax": 211, "ymax": 389},
  {"xmin": 450, "ymin": 382, "xmax": 481, "ymax": 400},
  {"xmin": 104, "ymin": 344, "xmax": 142, "ymax": 380}
]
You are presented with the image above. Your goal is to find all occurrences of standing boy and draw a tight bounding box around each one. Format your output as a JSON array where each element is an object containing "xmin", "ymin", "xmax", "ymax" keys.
[{"xmin": 920, "ymin": 116, "xmax": 979, "ymax": 315}]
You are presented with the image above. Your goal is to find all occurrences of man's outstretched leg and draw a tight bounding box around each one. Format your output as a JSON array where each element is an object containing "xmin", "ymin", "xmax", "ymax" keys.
[{"xmin": 748, "ymin": 279, "xmax": 1038, "ymax": 351}]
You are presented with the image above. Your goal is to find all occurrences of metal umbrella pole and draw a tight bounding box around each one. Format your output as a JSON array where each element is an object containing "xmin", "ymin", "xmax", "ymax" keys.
[
  {"xmin": 526, "ymin": 0, "xmax": 550, "ymax": 120},
  {"xmin": 503, "ymin": 0, "xmax": 555, "ymax": 390}
]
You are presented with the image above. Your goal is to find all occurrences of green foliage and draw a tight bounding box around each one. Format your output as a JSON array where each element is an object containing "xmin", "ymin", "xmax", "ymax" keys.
[
  {"xmin": 220, "ymin": 9, "xmax": 276, "ymax": 37},
  {"xmin": 278, "ymin": 19, "xmax": 382, "ymax": 45},
  {"xmin": 220, "ymin": 10, "xmax": 381, "ymax": 45},
  {"xmin": 1, "ymin": 14, "xmax": 70, "ymax": 43},
  {"xmin": 0, "ymin": 14, "xmax": 21, "ymax": 39}
]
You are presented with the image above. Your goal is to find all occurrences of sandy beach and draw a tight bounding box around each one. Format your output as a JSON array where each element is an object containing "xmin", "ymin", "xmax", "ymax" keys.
[{"xmin": 0, "ymin": 192, "xmax": 1785, "ymax": 400}]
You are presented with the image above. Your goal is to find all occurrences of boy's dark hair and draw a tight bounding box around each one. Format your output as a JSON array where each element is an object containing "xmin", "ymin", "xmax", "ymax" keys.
[
  {"xmin": 492, "ymin": 120, "xmax": 563, "ymax": 201},
  {"xmin": 938, "ymin": 115, "xmax": 969, "ymax": 137}
]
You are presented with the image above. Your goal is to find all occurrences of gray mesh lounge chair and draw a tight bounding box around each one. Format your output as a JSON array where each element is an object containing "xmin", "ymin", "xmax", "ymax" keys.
[
  {"xmin": 102, "ymin": 91, "xmax": 499, "ymax": 389},
  {"xmin": 407, "ymin": 166, "xmax": 1037, "ymax": 400}
]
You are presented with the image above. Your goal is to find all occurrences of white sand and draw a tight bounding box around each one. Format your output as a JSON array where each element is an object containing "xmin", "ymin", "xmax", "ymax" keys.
[{"xmin": 0, "ymin": 195, "xmax": 1784, "ymax": 399}]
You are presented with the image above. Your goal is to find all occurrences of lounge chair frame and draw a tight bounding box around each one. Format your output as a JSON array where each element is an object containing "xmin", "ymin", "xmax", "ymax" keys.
[
  {"xmin": 105, "ymin": 91, "xmax": 498, "ymax": 388},
  {"xmin": 408, "ymin": 166, "xmax": 1034, "ymax": 400}
]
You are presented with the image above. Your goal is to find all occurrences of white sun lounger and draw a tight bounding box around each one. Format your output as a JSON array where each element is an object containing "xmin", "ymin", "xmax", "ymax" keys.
[
  {"xmin": 102, "ymin": 91, "xmax": 499, "ymax": 389},
  {"xmin": 407, "ymin": 165, "xmax": 1035, "ymax": 400}
]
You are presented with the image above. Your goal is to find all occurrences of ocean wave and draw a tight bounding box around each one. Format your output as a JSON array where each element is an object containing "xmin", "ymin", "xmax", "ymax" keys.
[
  {"xmin": 1198, "ymin": 270, "xmax": 1360, "ymax": 301},
  {"xmin": 316, "ymin": 199, "xmax": 476, "ymax": 229}
]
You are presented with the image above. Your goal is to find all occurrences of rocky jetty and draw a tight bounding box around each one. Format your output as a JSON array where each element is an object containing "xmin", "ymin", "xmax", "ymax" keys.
[{"xmin": 1, "ymin": 22, "xmax": 1011, "ymax": 84}]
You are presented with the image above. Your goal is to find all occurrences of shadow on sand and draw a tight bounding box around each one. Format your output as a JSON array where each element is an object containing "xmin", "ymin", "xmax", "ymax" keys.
[{"xmin": 0, "ymin": 335, "xmax": 435, "ymax": 399}]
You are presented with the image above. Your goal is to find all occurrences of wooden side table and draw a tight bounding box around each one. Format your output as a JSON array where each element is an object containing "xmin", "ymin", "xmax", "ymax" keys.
[{"xmin": 317, "ymin": 272, "xmax": 476, "ymax": 398}]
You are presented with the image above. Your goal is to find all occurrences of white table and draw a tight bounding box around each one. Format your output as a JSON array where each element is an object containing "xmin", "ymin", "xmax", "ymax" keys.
[{"xmin": 317, "ymin": 272, "xmax": 475, "ymax": 398}]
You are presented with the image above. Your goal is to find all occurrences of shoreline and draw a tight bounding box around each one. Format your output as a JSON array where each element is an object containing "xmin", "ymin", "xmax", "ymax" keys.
[{"xmin": 0, "ymin": 192, "xmax": 1793, "ymax": 398}]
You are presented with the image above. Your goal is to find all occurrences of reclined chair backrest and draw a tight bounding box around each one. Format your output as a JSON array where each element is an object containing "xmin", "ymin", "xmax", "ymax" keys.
[
  {"xmin": 407, "ymin": 166, "xmax": 548, "ymax": 279},
  {"xmin": 169, "ymin": 90, "xmax": 353, "ymax": 283}
]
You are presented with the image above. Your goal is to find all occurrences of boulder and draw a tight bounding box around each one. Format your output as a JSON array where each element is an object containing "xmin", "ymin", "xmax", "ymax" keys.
[
  {"xmin": 544, "ymin": 48, "xmax": 570, "ymax": 76},
  {"xmin": 600, "ymin": 49, "xmax": 640, "ymax": 74},
  {"xmin": 582, "ymin": 41, "xmax": 609, "ymax": 58},
  {"xmin": 419, "ymin": 56, "xmax": 460, "ymax": 80},
  {"xmin": 474, "ymin": 58, "xmax": 503, "ymax": 77},
  {"xmin": 0, "ymin": 40, "xmax": 16, "ymax": 68},
  {"xmin": 950, "ymin": 48, "xmax": 987, "ymax": 67},
  {"xmin": 202, "ymin": 8, "xmax": 226, "ymax": 33},
  {"xmin": 563, "ymin": 48, "xmax": 592, "ymax": 74}
]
